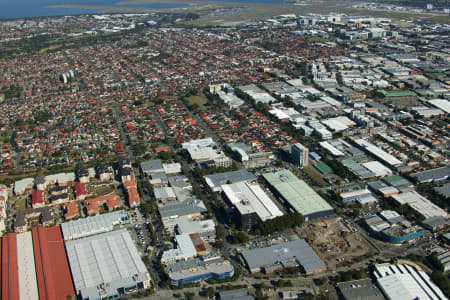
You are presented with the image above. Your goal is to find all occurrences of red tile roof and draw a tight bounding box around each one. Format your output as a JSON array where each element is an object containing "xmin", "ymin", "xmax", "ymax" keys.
[
  {"xmin": 126, "ymin": 186, "xmax": 140, "ymax": 206},
  {"xmin": 63, "ymin": 202, "xmax": 79, "ymax": 220},
  {"xmin": 84, "ymin": 193, "xmax": 119, "ymax": 214}
]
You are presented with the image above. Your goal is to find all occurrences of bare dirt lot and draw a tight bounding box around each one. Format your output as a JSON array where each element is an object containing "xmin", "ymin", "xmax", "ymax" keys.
[{"xmin": 296, "ymin": 218, "xmax": 375, "ymax": 269}]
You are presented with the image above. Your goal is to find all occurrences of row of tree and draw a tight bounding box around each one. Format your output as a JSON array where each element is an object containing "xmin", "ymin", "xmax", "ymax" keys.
[{"xmin": 255, "ymin": 213, "xmax": 305, "ymax": 235}]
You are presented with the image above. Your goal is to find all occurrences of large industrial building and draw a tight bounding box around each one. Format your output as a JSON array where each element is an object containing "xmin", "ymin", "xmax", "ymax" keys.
[
  {"xmin": 411, "ymin": 166, "xmax": 450, "ymax": 183},
  {"xmin": 221, "ymin": 181, "xmax": 283, "ymax": 230},
  {"xmin": 1, "ymin": 226, "xmax": 75, "ymax": 300},
  {"xmin": 336, "ymin": 278, "xmax": 385, "ymax": 300},
  {"xmin": 61, "ymin": 209, "xmax": 129, "ymax": 241},
  {"xmin": 204, "ymin": 169, "xmax": 256, "ymax": 192},
  {"xmin": 65, "ymin": 229, "xmax": 151, "ymax": 300},
  {"xmin": 353, "ymin": 138, "xmax": 403, "ymax": 167},
  {"xmin": 262, "ymin": 169, "xmax": 334, "ymax": 220},
  {"xmin": 391, "ymin": 191, "xmax": 448, "ymax": 219},
  {"xmin": 373, "ymin": 263, "xmax": 447, "ymax": 300},
  {"xmin": 240, "ymin": 239, "xmax": 327, "ymax": 275}
]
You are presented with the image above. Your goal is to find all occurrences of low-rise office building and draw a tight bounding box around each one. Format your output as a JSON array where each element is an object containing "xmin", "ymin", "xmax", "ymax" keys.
[{"xmin": 165, "ymin": 255, "xmax": 234, "ymax": 286}]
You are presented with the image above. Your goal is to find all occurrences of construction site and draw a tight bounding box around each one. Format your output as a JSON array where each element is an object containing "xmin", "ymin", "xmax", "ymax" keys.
[{"xmin": 296, "ymin": 218, "xmax": 376, "ymax": 269}]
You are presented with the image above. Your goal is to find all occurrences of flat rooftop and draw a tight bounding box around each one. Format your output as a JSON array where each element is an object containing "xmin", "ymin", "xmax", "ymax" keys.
[
  {"xmin": 66, "ymin": 229, "xmax": 149, "ymax": 300},
  {"xmin": 336, "ymin": 279, "xmax": 384, "ymax": 300},
  {"xmin": 373, "ymin": 263, "xmax": 446, "ymax": 300},
  {"xmin": 221, "ymin": 181, "xmax": 283, "ymax": 221},
  {"xmin": 241, "ymin": 239, "xmax": 326, "ymax": 273},
  {"xmin": 61, "ymin": 210, "xmax": 129, "ymax": 240},
  {"xmin": 263, "ymin": 169, "xmax": 333, "ymax": 218}
]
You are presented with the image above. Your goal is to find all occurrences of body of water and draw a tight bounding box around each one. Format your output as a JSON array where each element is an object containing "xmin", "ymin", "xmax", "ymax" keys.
[
  {"xmin": 0, "ymin": 0, "xmax": 290, "ymax": 20},
  {"xmin": 0, "ymin": 0, "xmax": 188, "ymax": 19}
]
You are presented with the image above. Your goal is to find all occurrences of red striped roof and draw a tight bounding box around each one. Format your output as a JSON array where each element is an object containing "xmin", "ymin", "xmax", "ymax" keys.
[
  {"xmin": 1, "ymin": 233, "xmax": 19, "ymax": 300},
  {"xmin": 32, "ymin": 226, "xmax": 75, "ymax": 300}
]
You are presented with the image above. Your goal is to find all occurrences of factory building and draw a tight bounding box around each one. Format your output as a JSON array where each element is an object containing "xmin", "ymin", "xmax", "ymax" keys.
[
  {"xmin": 204, "ymin": 169, "xmax": 256, "ymax": 192},
  {"xmin": 60, "ymin": 210, "xmax": 129, "ymax": 241},
  {"xmin": 373, "ymin": 263, "xmax": 447, "ymax": 300},
  {"xmin": 66, "ymin": 229, "xmax": 151, "ymax": 300},
  {"xmin": 221, "ymin": 181, "xmax": 283, "ymax": 231},
  {"xmin": 263, "ymin": 169, "xmax": 333, "ymax": 221},
  {"xmin": 1, "ymin": 226, "xmax": 75, "ymax": 300},
  {"xmin": 241, "ymin": 239, "xmax": 326, "ymax": 275}
]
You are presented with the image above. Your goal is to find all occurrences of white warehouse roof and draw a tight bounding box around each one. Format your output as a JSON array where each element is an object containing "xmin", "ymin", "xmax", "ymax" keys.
[
  {"xmin": 222, "ymin": 182, "xmax": 283, "ymax": 221},
  {"xmin": 65, "ymin": 229, "xmax": 150, "ymax": 300},
  {"xmin": 392, "ymin": 191, "xmax": 447, "ymax": 219},
  {"xmin": 354, "ymin": 139, "xmax": 402, "ymax": 167},
  {"xmin": 320, "ymin": 141, "xmax": 345, "ymax": 156},
  {"xmin": 373, "ymin": 263, "xmax": 447, "ymax": 300}
]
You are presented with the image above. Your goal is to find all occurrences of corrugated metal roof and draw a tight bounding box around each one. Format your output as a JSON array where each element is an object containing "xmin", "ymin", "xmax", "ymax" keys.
[
  {"xmin": 66, "ymin": 229, "xmax": 149, "ymax": 300},
  {"xmin": 263, "ymin": 170, "xmax": 333, "ymax": 217},
  {"xmin": 32, "ymin": 226, "xmax": 75, "ymax": 300},
  {"xmin": 241, "ymin": 239, "xmax": 326, "ymax": 273},
  {"xmin": 1, "ymin": 233, "xmax": 19, "ymax": 300},
  {"xmin": 16, "ymin": 232, "xmax": 39, "ymax": 300},
  {"xmin": 61, "ymin": 210, "xmax": 128, "ymax": 241},
  {"xmin": 221, "ymin": 182, "xmax": 283, "ymax": 221}
]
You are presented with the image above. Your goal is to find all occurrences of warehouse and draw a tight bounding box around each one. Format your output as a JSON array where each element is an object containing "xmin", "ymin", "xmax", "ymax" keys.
[
  {"xmin": 411, "ymin": 166, "xmax": 450, "ymax": 183},
  {"xmin": 336, "ymin": 279, "xmax": 385, "ymax": 300},
  {"xmin": 391, "ymin": 191, "xmax": 447, "ymax": 219},
  {"xmin": 373, "ymin": 263, "xmax": 447, "ymax": 300},
  {"xmin": 204, "ymin": 169, "xmax": 256, "ymax": 192},
  {"xmin": 61, "ymin": 210, "xmax": 129, "ymax": 241},
  {"xmin": 361, "ymin": 161, "xmax": 393, "ymax": 177},
  {"xmin": 17, "ymin": 231, "xmax": 39, "ymax": 300},
  {"xmin": 340, "ymin": 189, "xmax": 378, "ymax": 205},
  {"xmin": 222, "ymin": 181, "xmax": 283, "ymax": 231},
  {"xmin": 32, "ymin": 226, "xmax": 75, "ymax": 300},
  {"xmin": 66, "ymin": 229, "xmax": 151, "ymax": 300},
  {"xmin": 322, "ymin": 116, "xmax": 356, "ymax": 132},
  {"xmin": 263, "ymin": 169, "xmax": 333, "ymax": 220},
  {"xmin": 240, "ymin": 239, "xmax": 326, "ymax": 275},
  {"xmin": 353, "ymin": 138, "xmax": 402, "ymax": 167},
  {"xmin": 1, "ymin": 226, "xmax": 75, "ymax": 300},
  {"xmin": 428, "ymin": 99, "xmax": 450, "ymax": 114}
]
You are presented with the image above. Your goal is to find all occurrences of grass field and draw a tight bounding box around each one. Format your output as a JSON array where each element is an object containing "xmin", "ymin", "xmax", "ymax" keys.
[
  {"xmin": 186, "ymin": 93, "xmax": 209, "ymax": 111},
  {"xmin": 49, "ymin": 0, "xmax": 450, "ymax": 24},
  {"xmin": 15, "ymin": 197, "xmax": 28, "ymax": 211},
  {"xmin": 0, "ymin": 132, "xmax": 9, "ymax": 144},
  {"xmin": 93, "ymin": 184, "xmax": 115, "ymax": 196},
  {"xmin": 303, "ymin": 166, "xmax": 328, "ymax": 187}
]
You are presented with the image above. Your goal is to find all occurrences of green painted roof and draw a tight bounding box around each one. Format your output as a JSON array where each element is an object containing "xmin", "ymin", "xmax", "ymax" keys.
[
  {"xmin": 314, "ymin": 162, "xmax": 333, "ymax": 174},
  {"xmin": 341, "ymin": 158, "xmax": 357, "ymax": 165},
  {"xmin": 263, "ymin": 169, "xmax": 333, "ymax": 217},
  {"xmin": 382, "ymin": 175, "xmax": 404, "ymax": 184},
  {"xmin": 379, "ymin": 90, "xmax": 416, "ymax": 97}
]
